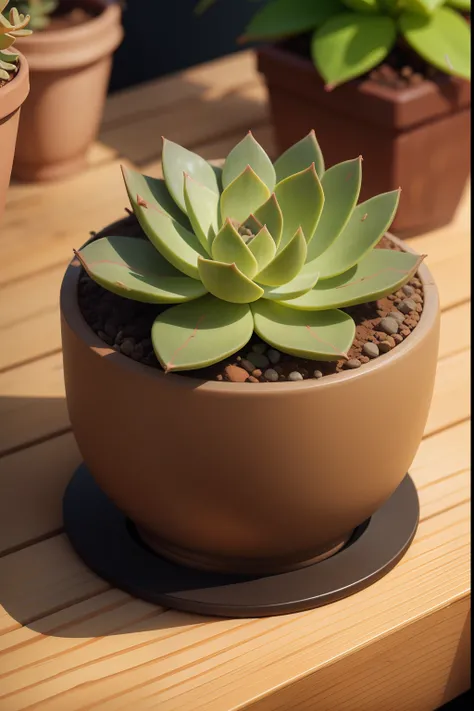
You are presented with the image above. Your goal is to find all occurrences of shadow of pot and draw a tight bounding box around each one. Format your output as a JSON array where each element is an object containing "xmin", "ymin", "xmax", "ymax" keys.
[
  {"xmin": 60, "ymin": 218, "xmax": 440, "ymax": 576},
  {"xmin": 12, "ymin": 0, "xmax": 123, "ymax": 183}
]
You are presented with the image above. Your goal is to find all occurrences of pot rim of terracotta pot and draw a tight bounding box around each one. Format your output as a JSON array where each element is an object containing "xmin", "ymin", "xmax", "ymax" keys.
[
  {"xmin": 16, "ymin": 1, "xmax": 123, "ymax": 71},
  {"xmin": 0, "ymin": 52, "xmax": 30, "ymax": 120},
  {"xmin": 61, "ymin": 226, "xmax": 440, "ymax": 393}
]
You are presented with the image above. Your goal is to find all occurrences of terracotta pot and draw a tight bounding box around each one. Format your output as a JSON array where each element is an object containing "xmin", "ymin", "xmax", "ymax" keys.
[
  {"xmin": 257, "ymin": 45, "xmax": 471, "ymax": 238},
  {"xmin": 12, "ymin": 0, "xmax": 123, "ymax": 182},
  {"xmin": 0, "ymin": 54, "xmax": 29, "ymax": 221},
  {"xmin": 61, "ymin": 218, "xmax": 440, "ymax": 575}
]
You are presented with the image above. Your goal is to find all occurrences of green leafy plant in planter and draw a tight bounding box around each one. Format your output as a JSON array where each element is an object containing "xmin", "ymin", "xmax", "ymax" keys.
[
  {"xmin": 0, "ymin": 1, "xmax": 32, "ymax": 80},
  {"xmin": 196, "ymin": 0, "xmax": 470, "ymax": 86},
  {"xmin": 75, "ymin": 132, "xmax": 424, "ymax": 372},
  {"xmin": 7, "ymin": 1, "xmax": 57, "ymax": 31}
]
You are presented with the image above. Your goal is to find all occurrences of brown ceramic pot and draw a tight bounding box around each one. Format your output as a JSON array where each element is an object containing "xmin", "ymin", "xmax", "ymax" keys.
[
  {"xmin": 12, "ymin": 0, "xmax": 123, "ymax": 182},
  {"xmin": 0, "ymin": 53, "xmax": 29, "ymax": 221},
  {"xmin": 257, "ymin": 45, "xmax": 471, "ymax": 238},
  {"xmin": 61, "ymin": 219, "xmax": 440, "ymax": 575}
]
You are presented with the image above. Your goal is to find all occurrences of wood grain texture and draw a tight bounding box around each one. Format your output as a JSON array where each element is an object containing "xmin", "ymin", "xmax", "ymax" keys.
[{"xmin": 0, "ymin": 49, "xmax": 469, "ymax": 711}]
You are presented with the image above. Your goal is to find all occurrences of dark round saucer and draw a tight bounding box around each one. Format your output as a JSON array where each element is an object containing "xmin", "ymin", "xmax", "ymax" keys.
[{"xmin": 63, "ymin": 465, "xmax": 419, "ymax": 618}]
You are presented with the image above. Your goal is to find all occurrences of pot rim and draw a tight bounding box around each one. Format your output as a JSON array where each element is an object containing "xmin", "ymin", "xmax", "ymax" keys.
[
  {"xmin": 15, "ymin": 2, "xmax": 123, "ymax": 70},
  {"xmin": 61, "ymin": 229, "xmax": 440, "ymax": 394},
  {"xmin": 0, "ymin": 52, "xmax": 30, "ymax": 120}
]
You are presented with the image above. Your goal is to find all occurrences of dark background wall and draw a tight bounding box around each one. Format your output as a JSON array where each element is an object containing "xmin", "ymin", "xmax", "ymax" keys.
[{"xmin": 110, "ymin": 0, "xmax": 263, "ymax": 92}]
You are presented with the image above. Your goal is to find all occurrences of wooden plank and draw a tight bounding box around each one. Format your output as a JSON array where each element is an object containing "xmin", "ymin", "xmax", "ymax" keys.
[
  {"xmin": 0, "ymin": 433, "xmax": 80, "ymax": 556},
  {"xmin": 0, "ymin": 352, "xmax": 68, "ymax": 457},
  {"xmin": 438, "ymin": 302, "xmax": 470, "ymax": 359},
  {"xmin": 0, "ymin": 503, "xmax": 468, "ymax": 710},
  {"xmin": 99, "ymin": 82, "xmax": 268, "ymax": 167},
  {"xmin": 0, "ymin": 160, "xmax": 133, "ymax": 287},
  {"xmin": 424, "ymin": 350, "xmax": 470, "ymax": 436}
]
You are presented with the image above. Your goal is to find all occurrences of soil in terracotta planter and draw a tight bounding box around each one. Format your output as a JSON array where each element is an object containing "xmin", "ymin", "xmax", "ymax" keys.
[
  {"xmin": 281, "ymin": 34, "xmax": 446, "ymax": 90},
  {"xmin": 37, "ymin": 0, "xmax": 102, "ymax": 32},
  {"xmin": 77, "ymin": 221, "xmax": 425, "ymax": 383}
]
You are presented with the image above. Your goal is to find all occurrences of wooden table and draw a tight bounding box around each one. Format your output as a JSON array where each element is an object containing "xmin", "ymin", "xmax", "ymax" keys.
[{"xmin": 0, "ymin": 51, "xmax": 470, "ymax": 711}]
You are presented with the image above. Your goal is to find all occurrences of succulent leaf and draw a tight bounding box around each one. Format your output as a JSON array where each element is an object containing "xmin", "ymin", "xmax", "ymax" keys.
[
  {"xmin": 162, "ymin": 138, "xmax": 220, "ymax": 214},
  {"xmin": 198, "ymin": 258, "xmax": 264, "ymax": 303},
  {"xmin": 247, "ymin": 225, "xmax": 277, "ymax": 272},
  {"xmin": 307, "ymin": 156, "xmax": 363, "ymax": 263},
  {"xmin": 222, "ymin": 132, "xmax": 276, "ymax": 192},
  {"xmin": 256, "ymin": 227, "xmax": 307, "ymax": 286},
  {"xmin": 252, "ymin": 300, "xmax": 356, "ymax": 360},
  {"xmin": 220, "ymin": 165, "xmax": 271, "ymax": 224},
  {"xmin": 403, "ymin": 0, "xmax": 445, "ymax": 16},
  {"xmin": 274, "ymin": 163, "xmax": 325, "ymax": 249},
  {"xmin": 308, "ymin": 189, "xmax": 400, "ymax": 279},
  {"xmin": 125, "ymin": 188, "xmax": 207, "ymax": 280},
  {"xmin": 75, "ymin": 237, "xmax": 207, "ymax": 304},
  {"xmin": 274, "ymin": 131, "xmax": 325, "ymax": 182},
  {"xmin": 152, "ymin": 296, "xmax": 253, "ymax": 372},
  {"xmin": 241, "ymin": 0, "xmax": 345, "ymax": 42},
  {"xmin": 183, "ymin": 173, "xmax": 219, "ymax": 253},
  {"xmin": 122, "ymin": 166, "xmax": 190, "ymax": 228},
  {"xmin": 279, "ymin": 249, "xmax": 425, "ymax": 310},
  {"xmin": 252, "ymin": 193, "xmax": 284, "ymax": 247},
  {"xmin": 445, "ymin": 0, "xmax": 470, "ymax": 9},
  {"xmin": 399, "ymin": 6, "xmax": 471, "ymax": 79},
  {"xmin": 341, "ymin": 0, "xmax": 379, "ymax": 11},
  {"xmin": 312, "ymin": 13, "xmax": 397, "ymax": 87},
  {"xmin": 261, "ymin": 270, "xmax": 320, "ymax": 301},
  {"xmin": 211, "ymin": 219, "xmax": 259, "ymax": 278}
]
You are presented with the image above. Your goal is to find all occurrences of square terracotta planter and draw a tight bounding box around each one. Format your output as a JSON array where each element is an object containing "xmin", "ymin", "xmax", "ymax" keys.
[{"xmin": 257, "ymin": 45, "xmax": 471, "ymax": 237}]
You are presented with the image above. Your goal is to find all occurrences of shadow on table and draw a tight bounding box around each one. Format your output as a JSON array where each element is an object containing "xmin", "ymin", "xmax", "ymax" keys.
[{"xmin": 0, "ymin": 395, "xmax": 226, "ymax": 638}]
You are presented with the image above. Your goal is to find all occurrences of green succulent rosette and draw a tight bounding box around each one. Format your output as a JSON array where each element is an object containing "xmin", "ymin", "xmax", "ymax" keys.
[{"xmin": 76, "ymin": 131, "xmax": 424, "ymax": 372}]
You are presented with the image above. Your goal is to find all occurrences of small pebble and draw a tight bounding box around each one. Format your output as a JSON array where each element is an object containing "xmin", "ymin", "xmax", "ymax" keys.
[
  {"xmin": 416, "ymin": 304, "xmax": 423, "ymax": 313},
  {"xmin": 411, "ymin": 293, "xmax": 422, "ymax": 304},
  {"xmin": 401, "ymin": 65, "xmax": 413, "ymax": 78},
  {"xmin": 115, "ymin": 330, "xmax": 124, "ymax": 345},
  {"xmin": 363, "ymin": 342, "xmax": 380, "ymax": 359},
  {"xmin": 380, "ymin": 317, "xmax": 399, "ymax": 336},
  {"xmin": 216, "ymin": 374, "xmax": 223, "ymax": 381},
  {"xmin": 248, "ymin": 376, "xmax": 259, "ymax": 383},
  {"xmin": 104, "ymin": 320, "xmax": 118, "ymax": 339},
  {"xmin": 402, "ymin": 284, "xmax": 415, "ymax": 297},
  {"xmin": 252, "ymin": 369, "xmax": 262, "ymax": 378},
  {"xmin": 241, "ymin": 359, "xmax": 256, "ymax": 373},
  {"xmin": 131, "ymin": 344, "xmax": 144, "ymax": 361},
  {"xmin": 401, "ymin": 328, "xmax": 411, "ymax": 337},
  {"xmin": 288, "ymin": 371, "xmax": 303, "ymax": 381},
  {"xmin": 252, "ymin": 343, "xmax": 267, "ymax": 354},
  {"xmin": 345, "ymin": 358, "xmax": 361, "ymax": 369},
  {"xmin": 398, "ymin": 299, "xmax": 417, "ymax": 314},
  {"xmin": 267, "ymin": 349, "xmax": 281, "ymax": 365},
  {"xmin": 389, "ymin": 310, "xmax": 405, "ymax": 324},
  {"xmin": 246, "ymin": 352, "xmax": 270, "ymax": 369},
  {"xmin": 120, "ymin": 338, "xmax": 134, "ymax": 357},
  {"xmin": 264, "ymin": 368, "xmax": 279, "ymax": 382},
  {"xmin": 112, "ymin": 344, "xmax": 121, "ymax": 352},
  {"xmin": 313, "ymin": 370, "xmax": 323, "ymax": 379},
  {"xmin": 359, "ymin": 355, "xmax": 370, "ymax": 364},
  {"xmin": 274, "ymin": 365, "xmax": 283, "ymax": 374},
  {"xmin": 225, "ymin": 365, "xmax": 249, "ymax": 382},
  {"xmin": 393, "ymin": 334, "xmax": 403, "ymax": 344},
  {"xmin": 387, "ymin": 294, "xmax": 396, "ymax": 301},
  {"xmin": 379, "ymin": 340, "xmax": 393, "ymax": 353}
]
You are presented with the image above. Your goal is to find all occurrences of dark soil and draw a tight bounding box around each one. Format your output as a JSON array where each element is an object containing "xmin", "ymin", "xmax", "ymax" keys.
[
  {"xmin": 40, "ymin": 0, "xmax": 102, "ymax": 32},
  {"xmin": 280, "ymin": 33, "xmax": 447, "ymax": 90},
  {"xmin": 77, "ymin": 220, "xmax": 424, "ymax": 383}
]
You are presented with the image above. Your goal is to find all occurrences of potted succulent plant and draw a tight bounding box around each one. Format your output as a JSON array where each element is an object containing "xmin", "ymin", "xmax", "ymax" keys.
[
  {"xmin": 6, "ymin": 0, "xmax": 123, "ymax": 181},
  {"xmin": 61, "ymin": 132, "xmax": 440, "ymax": 577},
  {"xmin": 0, "ymin": 1, "xmax": 30, "ymax": 220},
  {"xmin": 197, "ymin": 0, "xmax": 471, "ymax": 237}
]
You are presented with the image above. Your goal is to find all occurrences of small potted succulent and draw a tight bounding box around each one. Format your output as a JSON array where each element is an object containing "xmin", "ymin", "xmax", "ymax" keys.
[
  {"xmin": 197, "ymin": 0, "xmax": 471, "ymax": 237},
  {"xmin": 5, "ymin": 0, "xmax": 123, "ymax": 181},
  {"xmin": 0, "ymin": 1, "xmax": 30, "ymax": 219},
  {"xmin": 61, "ymin": 131, "xmax": 440, "ymax": 574}
]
